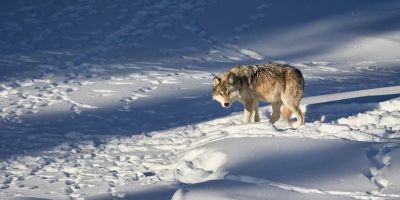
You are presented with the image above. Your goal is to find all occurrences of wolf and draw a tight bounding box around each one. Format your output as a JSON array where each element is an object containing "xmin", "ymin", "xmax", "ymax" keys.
[{"xmin": 212, "ymin": 64, "xmax": 305, "ymax": 128}]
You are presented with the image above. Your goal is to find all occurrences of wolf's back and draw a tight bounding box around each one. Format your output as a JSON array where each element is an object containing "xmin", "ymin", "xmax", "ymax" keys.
[{"xmin": 229, "ymin": 64, "xmax": 304, "ymax": 97}]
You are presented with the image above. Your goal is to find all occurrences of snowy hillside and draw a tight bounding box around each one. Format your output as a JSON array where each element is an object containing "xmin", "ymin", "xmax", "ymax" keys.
[{"xmin": 1, "ymin": 0, "xmax": 400, "ymax": 199}]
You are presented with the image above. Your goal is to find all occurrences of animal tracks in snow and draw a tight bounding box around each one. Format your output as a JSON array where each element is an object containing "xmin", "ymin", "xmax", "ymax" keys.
[
  {"xmin": 0, "ymin": 66, "xmax": 210, "ymax": 121},
  {"xmin": 118, "ymin": 89, "xmax": 151, "ymax": 112},
  {"xmin": 363, "ymin": 143, "xmax": 400, "ymax": 192},
  {"xmin": 0, "ymin": 79, "xmax": 92, "ymax": 121}
]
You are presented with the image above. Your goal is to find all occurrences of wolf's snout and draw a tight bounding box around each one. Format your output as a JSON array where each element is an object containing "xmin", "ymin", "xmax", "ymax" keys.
[{"xmin": 224, "ymin": 103, "xmax": 230, "ymax": 107}]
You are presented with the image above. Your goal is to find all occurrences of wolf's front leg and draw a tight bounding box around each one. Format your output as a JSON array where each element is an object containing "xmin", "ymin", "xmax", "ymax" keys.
[
  {"xmin": 254, "ymin": 102, "xmax": 260, "ymax": 122},
  {"xmin": 271, "ymin": 102, "xmax": 282, "ymax": 123},
  {"xmin": 243, "ymin": 100, "xmax": 255, "ymax": 123}
]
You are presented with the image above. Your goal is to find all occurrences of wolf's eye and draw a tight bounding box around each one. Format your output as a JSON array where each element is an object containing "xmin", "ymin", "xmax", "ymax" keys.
[
  {"xmin": 219, "ymin": 92, "xmax": 223, "ymax": 95},
  {"xmin": 227, "ymin": 91, "xmax": 231, "ymax": 95}
]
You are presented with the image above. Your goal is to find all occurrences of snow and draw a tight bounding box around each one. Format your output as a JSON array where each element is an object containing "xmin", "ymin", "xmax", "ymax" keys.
[{"xmin": 1, "ymin": 0, "xmax": 400, "ymax": 199}]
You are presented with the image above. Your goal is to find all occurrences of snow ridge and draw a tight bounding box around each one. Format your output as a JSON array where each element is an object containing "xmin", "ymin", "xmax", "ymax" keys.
[{"xmin": 225, "ymin": 174, "xmax": 400, "ymax": 200}]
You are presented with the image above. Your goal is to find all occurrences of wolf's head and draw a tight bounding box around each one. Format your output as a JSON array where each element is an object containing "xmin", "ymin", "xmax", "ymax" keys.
[{"xmin": 212, "ymin": 72, "xmax": 241, "ymax": 108}]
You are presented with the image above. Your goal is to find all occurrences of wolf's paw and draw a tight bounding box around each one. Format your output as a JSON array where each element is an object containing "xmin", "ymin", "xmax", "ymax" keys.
[{"xmin": 293, "ymin": 121, "xmax": 304, "ymax": 129}]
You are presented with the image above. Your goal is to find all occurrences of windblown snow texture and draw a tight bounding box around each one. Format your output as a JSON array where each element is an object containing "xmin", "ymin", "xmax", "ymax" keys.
[{"xmin": 1, "ymin": 0, "xmax": 400, "ymax": 199}]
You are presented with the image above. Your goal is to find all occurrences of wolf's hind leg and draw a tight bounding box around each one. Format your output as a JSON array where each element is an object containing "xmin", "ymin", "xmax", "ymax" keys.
[
  {"xmin": 293, "ymin": 104, "xmax": 305, "ymax": 128},
  {"xmin": 271, "ymin": 102, "xmax": 282, "ymax": 123},
  {"xmin": 282, "ymin": 100, "xmax": 304, "ymax": 128},
  {"xmin": 280, "ymin": 105, "xmax": 292, "ymax": 122}
]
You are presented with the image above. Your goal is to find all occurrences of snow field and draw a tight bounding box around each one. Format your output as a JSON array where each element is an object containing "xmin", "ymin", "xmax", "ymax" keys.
[
  {"xmin": 1, "ymin": 91, "xmax": 400, "ymax": 199},
  {"xmin": 1, "ymin": 0, "xmax": 400, "ymax": 199}
]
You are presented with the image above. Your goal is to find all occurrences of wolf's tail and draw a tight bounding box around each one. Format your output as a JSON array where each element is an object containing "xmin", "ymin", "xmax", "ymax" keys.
[{"xmin": 285, "ymin": 67, "xmax": 304, "ymax": 99}]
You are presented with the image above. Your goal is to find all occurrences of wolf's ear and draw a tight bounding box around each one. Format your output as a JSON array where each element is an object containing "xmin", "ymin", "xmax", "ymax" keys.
[{"xmin": 213, "ymin": 76, "xmax": 221, "ymax": 86}]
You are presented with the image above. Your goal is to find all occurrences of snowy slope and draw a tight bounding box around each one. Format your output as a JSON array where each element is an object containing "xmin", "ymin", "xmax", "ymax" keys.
[
  {"xmin": 1, "ymin": 0, "xmax": 400, "ymax": 200},
  {"xmin": 2, "ymin": 89, "xmax": 400, "ymax": 200}
]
